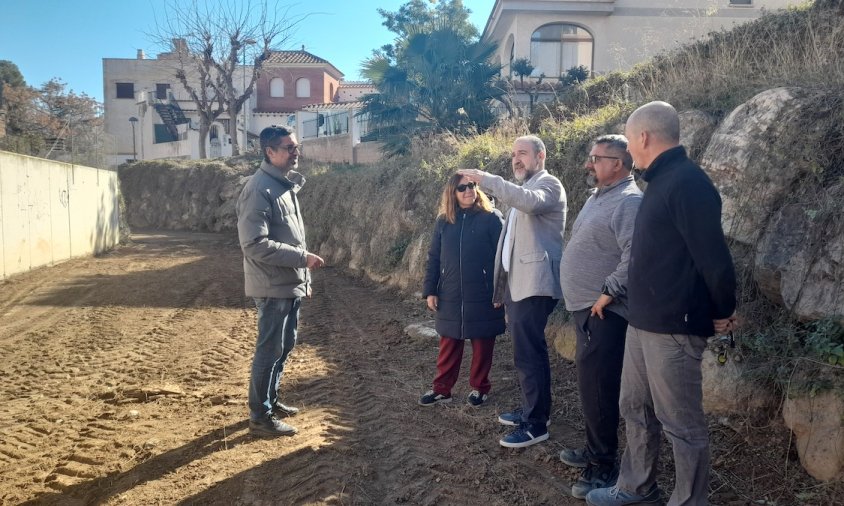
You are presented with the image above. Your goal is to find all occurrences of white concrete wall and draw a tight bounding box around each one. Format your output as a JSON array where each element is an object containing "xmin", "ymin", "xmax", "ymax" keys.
[{"xmin": 0, "ymin": 151, "xmax": 120, "ymax": 280}]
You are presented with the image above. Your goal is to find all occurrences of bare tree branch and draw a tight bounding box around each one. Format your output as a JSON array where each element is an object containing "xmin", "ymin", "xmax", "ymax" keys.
[{"xmin": 149, "ymin": 0, "xmax": 299, "ymax": 157}]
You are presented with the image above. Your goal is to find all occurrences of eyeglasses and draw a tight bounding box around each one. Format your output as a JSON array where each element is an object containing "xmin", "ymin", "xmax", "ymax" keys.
[
  {"xmin": 587, "ymin": 155, "xmax": 620, "ymax": 164},
  {"xmin": 456, "ymin": 182, "xmax": 477, "ymax": 192},
  {"xmin": 279, "ymin": 144, "xmax": 301, "ymax": 154}
]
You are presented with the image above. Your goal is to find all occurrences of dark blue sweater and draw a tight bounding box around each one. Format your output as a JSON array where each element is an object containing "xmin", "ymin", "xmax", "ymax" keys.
[{"xmin": 627, "ymin": 146, "xmax": 736, "ymax": 337}]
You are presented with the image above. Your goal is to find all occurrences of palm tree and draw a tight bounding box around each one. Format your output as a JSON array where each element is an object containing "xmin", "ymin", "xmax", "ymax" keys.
[
  {"xmin": 511, "ymin": 57, "xmax": 534, "ymax": 88},
  {"xmin": 360, "ymin": 27, "xmax": 502, "ymax": 156}
]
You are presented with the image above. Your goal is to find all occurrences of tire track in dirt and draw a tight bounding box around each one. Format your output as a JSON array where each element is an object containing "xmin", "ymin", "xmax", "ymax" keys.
[
  {"xmin": 0, "ymin": 232, "xmax": 583, "ymax": 505},
  {"xmin": 235, "ymin": 267, "xmax": 578, "ymax": 505},
  {"xmin": 0, "ymin": 233, "xmax": 259, "ymax": 502}
]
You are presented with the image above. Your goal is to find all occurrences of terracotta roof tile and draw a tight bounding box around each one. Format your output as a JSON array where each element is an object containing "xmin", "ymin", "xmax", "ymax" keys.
[
  {"xmin": 338, "ymin": 81, "xmax": 375, "ymax": 88},
  {"xmin": 301, "ymin": 102, "xmax": 363, "ymax": 111},
  {"xmin": 265, "ymin": 50, "xmax": 330, "ymax": 65}
]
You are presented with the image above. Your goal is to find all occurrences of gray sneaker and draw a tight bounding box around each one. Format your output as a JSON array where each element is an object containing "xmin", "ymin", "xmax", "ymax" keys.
[
  {"xmin": 560, "ymin": 447, "xmax": 590, "ymax": 468},
  {"xmin": 585, "ymin": 483, "xmax": 660, "ymax": 506},
  {"xmin": 571, "ymin": 462, "xmax": 619, "ymax": 499},
  {"xmin": 249, "ymin": 413, "xmax": 298, "ymax": 437},
  {"xmin": 273, "ymin": 401, "xmax": 300, "ymax": 417}
]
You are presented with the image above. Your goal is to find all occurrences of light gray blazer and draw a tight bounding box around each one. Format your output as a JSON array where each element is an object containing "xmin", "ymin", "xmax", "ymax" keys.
[{"xmin": 482, "ymin": 169, "xmax": 567, "ymax": 303}]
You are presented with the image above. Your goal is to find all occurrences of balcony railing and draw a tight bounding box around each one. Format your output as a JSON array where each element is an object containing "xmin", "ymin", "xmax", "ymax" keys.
[{"xmin": 302, "ymin": 111, "xmax": 350, "ymax": 140}]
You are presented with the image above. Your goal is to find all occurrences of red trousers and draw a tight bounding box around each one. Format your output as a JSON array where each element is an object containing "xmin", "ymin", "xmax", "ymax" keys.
[{"xmin": 432, "ymin": 336, "xmax": 496, "ymax": 395}]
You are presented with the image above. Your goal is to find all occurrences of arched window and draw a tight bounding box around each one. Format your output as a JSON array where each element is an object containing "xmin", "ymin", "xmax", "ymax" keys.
[
  {"xmin": 296, "ymin": 78, "xmax": 311, "ymax": 98},
  {"xmin": 270, "ymin": 77, "xmax": 284, "ymax": 97},
  {"xmin": 530, "ymin": 24, "xmax": 593, "ymax": 78}
]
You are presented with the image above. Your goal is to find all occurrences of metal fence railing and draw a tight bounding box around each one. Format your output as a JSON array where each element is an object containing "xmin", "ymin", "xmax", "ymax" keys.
[{"xmin": 302, "ymin": 111, "xmax": 350, "ymax": 140}]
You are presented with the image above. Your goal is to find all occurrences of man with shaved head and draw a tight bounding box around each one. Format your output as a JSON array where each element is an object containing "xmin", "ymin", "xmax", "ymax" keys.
[{"xmin": 586, "ymin": 102, "xmax": 737, "ymax": 506}]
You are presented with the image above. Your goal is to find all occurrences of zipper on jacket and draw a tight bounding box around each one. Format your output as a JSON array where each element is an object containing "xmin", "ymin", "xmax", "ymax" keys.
[{"xmin": 460, "ymin": 212, "xmax": 466, "ymax": 339}]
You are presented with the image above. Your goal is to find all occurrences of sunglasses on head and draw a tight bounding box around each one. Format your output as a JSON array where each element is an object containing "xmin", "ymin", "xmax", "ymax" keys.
[{"xmin": 456, "ymin": 182, "xmax": 477, "ymax": 192}]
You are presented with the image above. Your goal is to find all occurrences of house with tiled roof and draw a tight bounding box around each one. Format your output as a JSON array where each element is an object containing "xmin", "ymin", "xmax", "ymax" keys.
[{"xmin": 103, "ymin": 41, "xmax": 378, "ymax": 165}]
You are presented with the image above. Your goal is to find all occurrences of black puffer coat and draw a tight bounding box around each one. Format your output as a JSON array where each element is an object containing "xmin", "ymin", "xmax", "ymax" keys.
[{"xmin": 422, "ymin": 208, "xmax": 505, "ymax": 340}]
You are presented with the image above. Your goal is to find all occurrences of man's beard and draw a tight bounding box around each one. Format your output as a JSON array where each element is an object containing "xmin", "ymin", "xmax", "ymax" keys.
[
  {"xmin": 586, "ymin": 172, "xmax": 598, "ymax": 187},
  {"xmin": 515, "ymin": 165, "xmax": 536, "ymax": 183}
]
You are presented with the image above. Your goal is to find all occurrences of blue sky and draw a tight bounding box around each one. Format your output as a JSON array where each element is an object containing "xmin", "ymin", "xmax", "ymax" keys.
[{"xmin": 0, "ymin": 0, "xmax": 492, "ymax": 103}]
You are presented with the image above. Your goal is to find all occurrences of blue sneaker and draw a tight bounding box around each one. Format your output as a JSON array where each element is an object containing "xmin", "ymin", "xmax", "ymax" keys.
[
  {"xmin": 418, "ymin": 390, "xmax": 452, "ymax": 406},
  {"xmin": 497, "ymin": 407, "xmax": 551, "ymax": 427},
  {"xmin": 585, "ymin": 483, "xmax": 660, "ymax": 506},
  {"xmin": 499, "ymin": 422, "xmax": 549, "ymax": 448}
]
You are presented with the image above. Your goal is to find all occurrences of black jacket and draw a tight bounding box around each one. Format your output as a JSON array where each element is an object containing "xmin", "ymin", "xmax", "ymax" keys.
[
  {"xmin": 423, "ymin": 208, "xmax": 505, "ymax": 339},
  {"xmin": 627, "ymin": 146, "xmax": 736, "ymax": 337}
]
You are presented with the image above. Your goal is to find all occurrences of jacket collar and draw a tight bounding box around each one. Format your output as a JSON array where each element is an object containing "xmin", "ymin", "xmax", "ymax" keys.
[
  {"xmin": 641, "ymin": 145, "xmax": 687, "ymax": 183},
  {"xmin": 523, "ymin": 169, "xmax": 547, "ymax": 187},
  {"xmin": 259, "ymin": 160, "xmax": 306, "ymax": 190}
]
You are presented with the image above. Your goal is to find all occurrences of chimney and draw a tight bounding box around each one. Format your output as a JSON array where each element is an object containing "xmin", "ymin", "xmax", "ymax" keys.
[
  {"xmin": 173, "ymin": 38, "xmax": 188, "ymax": 53},
  {"xmin": 137, "ymin": 49, "xmax": 146, "ymax": 60},
  {"xmin": 301, "ymin": 44, "xmax": 305, "ymax": 51}
]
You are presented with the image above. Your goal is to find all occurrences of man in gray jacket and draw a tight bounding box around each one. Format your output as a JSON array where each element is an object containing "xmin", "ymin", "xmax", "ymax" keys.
[
  {"xmin": 459, "ymin": 135, "xmax": 566, "ymax": 448},
  {"xmin": 559, "ymin": 135, "xmax": 642, "ymax": 499},
  {"xmin": 237, "ymin": 126, "xmax": 324, "ymax": 437}
]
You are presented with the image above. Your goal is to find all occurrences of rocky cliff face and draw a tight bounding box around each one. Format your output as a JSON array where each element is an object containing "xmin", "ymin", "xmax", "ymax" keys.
[{"xmin": 700, "ymin": 88, "xmax": 844, "ymax": 322}]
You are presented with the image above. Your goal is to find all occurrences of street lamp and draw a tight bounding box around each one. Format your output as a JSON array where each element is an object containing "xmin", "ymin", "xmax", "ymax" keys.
[
  {"xmin": 242, "ymin": 38, "xmax": 257, "ymax": 154},
  {"xmin": 128, "ymin": 116, "xmax": 138, "ymax": 161}
]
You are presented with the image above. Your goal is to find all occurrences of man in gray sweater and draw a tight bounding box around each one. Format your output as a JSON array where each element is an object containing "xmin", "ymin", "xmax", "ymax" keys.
[{"xmin": 559, "ymin": 135, "xmax": 642, "ymax": 499}]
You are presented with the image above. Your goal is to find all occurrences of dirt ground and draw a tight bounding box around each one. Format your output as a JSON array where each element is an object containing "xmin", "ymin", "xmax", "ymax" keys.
[{"xmin": 0, "ymin": 232, "xmax": 837, "ymax": 505}]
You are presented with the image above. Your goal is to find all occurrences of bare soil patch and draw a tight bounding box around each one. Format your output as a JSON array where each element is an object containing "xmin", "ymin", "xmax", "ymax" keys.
[{"xmin": 0, "ymin": 232, "xmax": 834, "ymax": 505}]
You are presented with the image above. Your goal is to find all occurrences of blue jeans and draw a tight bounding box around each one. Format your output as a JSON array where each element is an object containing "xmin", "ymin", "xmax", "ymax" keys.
[{"xmin": 249, "ymin": 297, "xmax": 301, "ymax": 421}]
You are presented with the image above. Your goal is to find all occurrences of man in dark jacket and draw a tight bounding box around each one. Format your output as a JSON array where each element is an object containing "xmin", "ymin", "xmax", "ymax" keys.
[
  {"xmin": 586, "ymin": 102, "xmax": 737, "ymax": 506},
  {"xmin": 237, "ymin": 126, "xmax": 324, "ymax": 438}
]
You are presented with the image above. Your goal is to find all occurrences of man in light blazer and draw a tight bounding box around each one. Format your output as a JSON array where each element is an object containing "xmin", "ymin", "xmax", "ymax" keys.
[{"xmin": 459, "ymin": 135, "xmax": 567, "ymax": 448}]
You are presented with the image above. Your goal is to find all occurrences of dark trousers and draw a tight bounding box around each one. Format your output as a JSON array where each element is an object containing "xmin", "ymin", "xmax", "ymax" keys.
[
  {"xmin": 432, "ymin": 336, "xmax": 496, "ymax": 395},
  {"xmin": 506, "ymin": 292, "xmax": 558, "ymax": 426},
  {"xmin": 573, "ymin": 308, "xmax": 628, "ymax": 464}
]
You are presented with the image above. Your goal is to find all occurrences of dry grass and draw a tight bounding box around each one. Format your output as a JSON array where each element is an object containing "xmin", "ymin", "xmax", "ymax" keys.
[{"xmin": 632, "ymin": 0, "xmax": 844, "ymax": 114}]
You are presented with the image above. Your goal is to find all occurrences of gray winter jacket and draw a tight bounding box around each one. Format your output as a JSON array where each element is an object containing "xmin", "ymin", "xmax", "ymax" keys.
[{"xmin": 236, "ymin": 161, "xmax": 310, "ymax": 299}]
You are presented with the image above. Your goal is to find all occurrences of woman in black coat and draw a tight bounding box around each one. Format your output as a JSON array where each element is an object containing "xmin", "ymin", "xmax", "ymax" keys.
[{"xmin": 418, "ymin": 173, "xmax": 505, "ymax": 407}]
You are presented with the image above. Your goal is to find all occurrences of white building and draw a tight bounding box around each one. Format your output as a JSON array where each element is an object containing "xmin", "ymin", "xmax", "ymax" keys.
[
  {"xmin": 482, "ymin": 0, "xmax": 795, "ymax": 81},
  {"xmin": 103, "ymin": 42, "xmax": 375, "ymax": 166}
]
